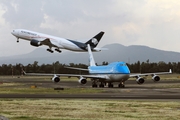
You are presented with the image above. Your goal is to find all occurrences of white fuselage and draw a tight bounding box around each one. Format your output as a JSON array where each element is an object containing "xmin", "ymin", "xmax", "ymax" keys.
[{"xmin": 11, "ymin": 29, "xmax": 89, "ymax": 51}]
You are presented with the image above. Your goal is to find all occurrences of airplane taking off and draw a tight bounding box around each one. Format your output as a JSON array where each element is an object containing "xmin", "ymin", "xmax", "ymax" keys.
[
  {"xmin": 24, "ymin": 44, "xmax": 172, "ymax": 88},
  {"xmin": 11, "ymin": 29, "xmax": 105, "ymax": 53}
]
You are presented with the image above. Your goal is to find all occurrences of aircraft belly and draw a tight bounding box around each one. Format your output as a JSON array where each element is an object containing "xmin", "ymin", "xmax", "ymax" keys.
[
  {"xmin": 20, "ymin": 38, "xmax": 31, "ymax": 41},
  {"xmin": 107, "ymin": 74, "xmax": 129, "ymax": 82},
  {"xmin": 19, "ymin": 36, "xmax": 32, "ymax": 41}
]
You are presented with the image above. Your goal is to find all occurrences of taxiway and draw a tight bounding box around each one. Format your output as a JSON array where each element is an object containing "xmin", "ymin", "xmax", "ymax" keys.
[{"xmin": 0, "ymin": 77, "xmax": 180, "ymax": 100}]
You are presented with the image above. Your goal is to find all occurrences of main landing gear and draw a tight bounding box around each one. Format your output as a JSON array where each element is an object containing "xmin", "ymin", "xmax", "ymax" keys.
[
  {"xmin": 55, "ymin": 49, "xmax": 62, "ymax": 53},
  {"xmin": 17, "ymin": 38, "xmax": 19, "ymax": 42},
  {"xmin": 92, "ymin": 79, "xmax": 98, "ymax": 88},
  {"xmin": 118, "ymin": 82, "xmax": 125, "ymax": 88},
  {"xmin": 92, "ymin": 82, "xmax": 105, "ymax": 88},
  {"xmin": 47, "ymin": 48, "xmax": 62, "ymax": 53},
  {"xmin": 108, "ymin": 83, "xmax": 114, "ymax": 88},
  {"xmin": 47, "ymin": 48, "xmax": 54, "ymax": 53},
  {"xmin": 91, "ymin": 80, "xmax": 125, "ymax": 88},
  {"xmin": 99, "ymin": 82, "xmax": 104, "ymax": 88}
]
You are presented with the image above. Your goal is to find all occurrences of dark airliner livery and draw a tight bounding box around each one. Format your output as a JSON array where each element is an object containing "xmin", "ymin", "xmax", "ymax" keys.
[{"xmin": 11, "ymin": 29, "xmax": 105, "ymax": 53}]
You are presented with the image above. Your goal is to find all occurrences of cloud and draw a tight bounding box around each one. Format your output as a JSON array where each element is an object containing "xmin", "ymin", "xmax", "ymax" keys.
[
  {"xmin": 0, "ymin": 0, "xmax": 180, "ymax": 57},
  {"xmin": 1, "ymin": 0, "xmax": 44, "ymax": 28}
]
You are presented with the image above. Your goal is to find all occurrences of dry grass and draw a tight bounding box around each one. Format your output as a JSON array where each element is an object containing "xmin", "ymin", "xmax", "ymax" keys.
[
  {"xmin": 0, "ymin": 75, "xmax": 180, "ymax": 120},
  {"xmin": 0, "ymin": 99, "xmax": 180, "ymax": 120}
]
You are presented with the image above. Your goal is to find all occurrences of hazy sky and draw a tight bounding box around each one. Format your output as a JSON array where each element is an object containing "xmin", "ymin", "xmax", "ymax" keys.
[{"xmin": 0, "ymin": 0, "xmax": 180, "ymax": 57}]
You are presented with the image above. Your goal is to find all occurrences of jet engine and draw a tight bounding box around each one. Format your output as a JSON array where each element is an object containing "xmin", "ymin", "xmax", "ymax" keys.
[
  {"xmin": 152, "ymin": 75, "xmax": 160, "ymax": 82},
  {"xmin": 136, "ymin": 77, "xmax": 145, "ymax": 84},
  {"xmin": 30, "ymin": 40, "xmax": 41, "ymax": 47},
  {"xmin": 78, "ymin": 77, "xmax": 87, "ymax": 84},
  {"xmin": 52, "ymin": 76, "xmax": 60, "ymax": 83}
]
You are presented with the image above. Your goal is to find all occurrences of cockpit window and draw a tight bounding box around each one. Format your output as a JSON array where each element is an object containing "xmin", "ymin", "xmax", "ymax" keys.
[{"xmin": 120, "ymin": 63, "xmax": 126, "ymax": 66}]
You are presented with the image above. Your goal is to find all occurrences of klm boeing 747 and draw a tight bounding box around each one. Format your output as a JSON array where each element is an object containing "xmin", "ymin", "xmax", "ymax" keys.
[
  {"xmin": 11, "ymin": 29, "xmax": 105, "ymax": 53},
  {"xmin": 24, "ymin": 44, "xmax": 172, "ymax": 88}
]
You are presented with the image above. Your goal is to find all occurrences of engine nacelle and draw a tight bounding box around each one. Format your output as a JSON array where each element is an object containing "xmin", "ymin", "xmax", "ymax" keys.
[
  {"xmin": 30, "ymin": 39, "xmax": 41, "ymax": 47},
  {"xmin": 52, "ymin": 76, "xmax": 60, "ymax": 83},
  {"xmin": 152, "ymin": 75, "xmax": 160, "ymax": 82},
  {"xmin": 136, "ymin": 77, "xmax": 145, "ymax": 84},
  {"xmin": 78, "ymin": 77, "xmax": 87, "ymax": 84}
]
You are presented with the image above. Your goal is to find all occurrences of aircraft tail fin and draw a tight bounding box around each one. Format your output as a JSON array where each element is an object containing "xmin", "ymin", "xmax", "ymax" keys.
[
  {"xmin": 87, "ymin": 44, "xmax": 96, "ymax": 66},
  {"xmin": 85, "ymin": 31, "xmax": 104, "ymax": 48}
]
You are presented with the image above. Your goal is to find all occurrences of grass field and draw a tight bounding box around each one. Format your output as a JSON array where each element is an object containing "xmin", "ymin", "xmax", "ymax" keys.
[
  {"xmin": 0, "ymin": 99, "xmax": 180, "ymax": 120},
  {"xmin": 0, "ymin": 75, "xmax": 180, "ymax": 120}
]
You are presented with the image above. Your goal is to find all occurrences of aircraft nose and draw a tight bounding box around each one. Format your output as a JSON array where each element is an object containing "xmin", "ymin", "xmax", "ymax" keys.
[
  {"xmin": 11, "ymin": 30, "xmax": 15, "ymax": 35},
  {"xmin": 122, "ymin": 67, "xmax": 130, "ymax": 74},
  {"xmin": 124, "ymin": 68, "xmax": 130, "ymax": 74},
  {"xmin": 11, "ymin": 29, "xmax": 18, "ymax": 36}
]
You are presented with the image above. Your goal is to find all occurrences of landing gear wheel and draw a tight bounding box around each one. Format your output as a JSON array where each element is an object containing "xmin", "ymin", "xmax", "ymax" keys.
[
  {"xmin": 108, "ymin": 83, "xmax": 114, "ymax": 88},
  {"xmin": 99, "ymin": 83, "xmax": 104, "ymax": 88},
  {"xmin": 55, "ymin": 49, "xmax": 62, "ymax": 53},
  {"xmin": 92, "ymin": 84, "xmax": 97, "ymax": 88},
  {"xmin": 91, "ymin": 79, "xmax": 98, "ymax": 88},
  {"xmin": 47, "ymin": 49, "xmax": 54, "ymax": 53},
  {"xmin": 118, "ymin": 84, "xmax": 125, "ymax": 88}
]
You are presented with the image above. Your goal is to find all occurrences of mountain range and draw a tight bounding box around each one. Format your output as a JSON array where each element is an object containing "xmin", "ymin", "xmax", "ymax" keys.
[{"xmin": 0, "ymin": 43, "xmax": 180, "ymax": 65}]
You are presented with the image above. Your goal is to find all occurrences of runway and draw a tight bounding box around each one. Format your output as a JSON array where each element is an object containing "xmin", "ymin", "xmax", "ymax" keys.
[
  {"xmin": 0, "ymin": 92, "xmax": 179, "ymax": 99},
  {"xmin": 0, "ymin": 77, "xmax": 180, "ymax": 100}
]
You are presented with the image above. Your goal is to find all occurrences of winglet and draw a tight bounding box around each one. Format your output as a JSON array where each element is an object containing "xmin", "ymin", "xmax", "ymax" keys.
[{"xmin": 87, "ymin": 44, "xmax": 96, "ymax": 66}]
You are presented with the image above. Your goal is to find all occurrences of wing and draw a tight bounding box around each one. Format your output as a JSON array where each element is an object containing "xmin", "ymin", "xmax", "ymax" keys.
[
  {"xmin": 31, "ymin": 38, "xmax": 58, "ymax": 48},
  {"xmin": 130, "ymin": 69, "xmax": 172, "ymax": 78},
  {"xmin": 64, "ymin": 66, "xmax": 89, "ymax": 71},
  {"xmin": 23, "ymin": 72, "xmax": 107, "ymax": 80},
  {"xmin": 23, "ymin": 71, "xmax": 107, "ymax": 79},
  {"xmin": 39, "ymin": 38, "xmax": 58, "ymax": 48},
  {"xmin": 40, "ymin": 38, "xmax": 51, "ymax": 46}
]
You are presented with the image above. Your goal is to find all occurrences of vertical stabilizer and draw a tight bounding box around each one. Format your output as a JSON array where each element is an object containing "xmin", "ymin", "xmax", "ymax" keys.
[
  {"xmin": 87, "ymin": 44, "xmax": 96, "ymax": 66},
  {"xmin": 85, "ymin": 31, "xmax": 104, "ymax": 48}
]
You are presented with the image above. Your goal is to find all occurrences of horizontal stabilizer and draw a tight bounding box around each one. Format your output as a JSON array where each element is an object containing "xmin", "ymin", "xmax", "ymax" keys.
[{"xmin": 93, "ymin": 47, "xmax": 108, "ymax": 51}]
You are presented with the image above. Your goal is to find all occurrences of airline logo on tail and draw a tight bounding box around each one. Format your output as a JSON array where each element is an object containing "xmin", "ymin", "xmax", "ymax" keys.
[
  {"xmin": 91, "ymin": 38, "xmax": 98, "ymax": 46},
  {"xmin": 85, "ymin": 31, "xmax": 104, "ymax": 48}
]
